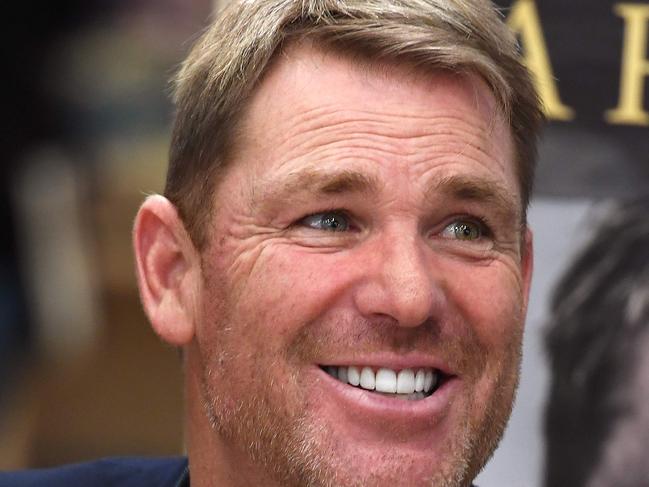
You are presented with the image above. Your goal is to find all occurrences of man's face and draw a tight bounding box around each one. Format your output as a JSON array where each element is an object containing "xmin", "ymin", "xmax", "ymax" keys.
[{"xmin": 191, "ymin": 45, "xmax": 532, "ymax": 486}]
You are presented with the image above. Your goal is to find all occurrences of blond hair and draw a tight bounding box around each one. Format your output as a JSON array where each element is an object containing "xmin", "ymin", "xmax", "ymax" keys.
[{"xmin": 166, "ymin": 0, "xmax": 543, "ymax": 249}]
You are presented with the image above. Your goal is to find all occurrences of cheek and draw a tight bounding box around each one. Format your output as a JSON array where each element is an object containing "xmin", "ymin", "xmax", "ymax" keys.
[
  {"xmin": 214, "ymin": 247, "xmax": 355, "ymax": 345},
  {"xmin": 442, "ymin": 261, "xmax": 524, "ymax": 427},
  {"xmin": 443, "ymin": 259, "xmax": 525, "ymax": 350}
]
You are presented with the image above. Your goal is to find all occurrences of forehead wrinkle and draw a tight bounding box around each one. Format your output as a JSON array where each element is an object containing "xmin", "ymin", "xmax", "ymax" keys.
[
  {"xmin": 255, "ymin": 83, "xmax": 498, "ymax": 147},
  {"xmin": 261, "ymin": 115, "xmax": 500, "ymax": 178},
  {"xmin": 275, "ymin": 107, "xmax": 493, "ymax": 146},
  {"xmin": 410, "ymin": 114, "xmax": 503, "ymax": 161}
]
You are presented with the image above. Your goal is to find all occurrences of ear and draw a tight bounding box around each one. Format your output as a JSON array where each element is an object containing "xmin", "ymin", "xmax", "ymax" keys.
[
  {"xmin": 133, "ymin": 195, "xmax": 200, "ymax": 346},
  {"xmin": 520, "ymin": 226, "xmax": 534, "ymax": 312}
]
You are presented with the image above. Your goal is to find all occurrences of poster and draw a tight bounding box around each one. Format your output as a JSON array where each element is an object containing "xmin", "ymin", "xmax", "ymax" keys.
[{"xmin": 478, "ymin": 2, "xmax": 649, "ymax": 486}]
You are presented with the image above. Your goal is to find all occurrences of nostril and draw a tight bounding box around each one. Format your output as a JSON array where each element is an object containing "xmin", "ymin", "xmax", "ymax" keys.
[{"xmin": 353, "ymin": 282, "xmax": 441, "ymax": 328}]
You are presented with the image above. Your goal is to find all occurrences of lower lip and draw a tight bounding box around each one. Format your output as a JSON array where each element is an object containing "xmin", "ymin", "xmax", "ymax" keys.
[{"xmin": 315, "ymin": 366, "xmax": 460, "ymax": 424}]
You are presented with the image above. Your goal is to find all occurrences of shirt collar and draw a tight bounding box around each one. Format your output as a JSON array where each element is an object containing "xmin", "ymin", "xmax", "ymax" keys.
[{"xmin": 174, "ymin": 465, "xmax": 190, "ymax": 487}]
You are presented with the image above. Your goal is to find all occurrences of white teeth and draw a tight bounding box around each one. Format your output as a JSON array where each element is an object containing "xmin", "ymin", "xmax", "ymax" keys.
[
  {"xmin": 415, "ymin": 369, "xmax": 425, "ymax": 392},
  {"xmin": 337, "ymin": 366, "xmax": 348, "ymax": 384},
  {"xmin": 375, "ymin": 368, "xmax": 397, "ymax": 393},
  {"xmin": 424, "ymin": 370, "xmax": 436, "ymax": 393},
  {"xmin": 424, "ymin": 370, "xmax": 437, "ymax": 392},
  {"xmin": 347, "ymin": 366, "xmax": 360, "ymax": 386},
  {"xmin": 360, "ymin": 367, "xmax": 375, "ymax": 390},
  {"xmin": 396, "ymin": 369, "xmax": 415, "ymax": 394},
  {"xmin": 325, "ymin": 365, "xmax": 440, "ymax": 399}
]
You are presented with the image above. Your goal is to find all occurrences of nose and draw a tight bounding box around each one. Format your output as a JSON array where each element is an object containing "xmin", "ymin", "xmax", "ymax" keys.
[{"xmin": 352, "ymin": 231, "xmax": 445, "ymax": 328}]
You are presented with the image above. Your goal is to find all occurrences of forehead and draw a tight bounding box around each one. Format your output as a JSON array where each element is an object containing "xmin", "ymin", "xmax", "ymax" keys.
[{"xmin": 231, "ymin": 42, "xmax": 517, "ymax": 201}]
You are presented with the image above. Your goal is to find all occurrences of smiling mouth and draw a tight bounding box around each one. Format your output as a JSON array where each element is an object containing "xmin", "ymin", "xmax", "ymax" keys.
[{"xmin": 320, "ymin": 365, "xmax": 443, "ymax": 401}]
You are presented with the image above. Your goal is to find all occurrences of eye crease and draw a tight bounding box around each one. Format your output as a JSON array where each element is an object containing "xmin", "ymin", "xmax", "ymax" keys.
[
  {"xmin": 296, "ymin": 213, "xmax": 493, "ymax": 241},
  {"xmin": 442, "ymin": 219, "xmax": 489, "ymax": 241},
  {"xmin": 300, "ymin": 211, "xmax": 351, "ymax": 232}
]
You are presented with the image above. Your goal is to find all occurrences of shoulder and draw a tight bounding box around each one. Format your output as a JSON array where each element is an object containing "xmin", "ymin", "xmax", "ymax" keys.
[{"xmin": 0, "ymin": 457, "xmax": 188, "ymax": 487}]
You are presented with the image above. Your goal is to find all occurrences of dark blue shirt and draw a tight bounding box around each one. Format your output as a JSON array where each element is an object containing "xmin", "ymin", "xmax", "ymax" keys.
[
  {"xmin": 0, "ymin": 457, "xmax": 480, "ymax": 486},
  {"xmin": 0, "ymin": 457, "xmax": 189, "ymax": 487}
]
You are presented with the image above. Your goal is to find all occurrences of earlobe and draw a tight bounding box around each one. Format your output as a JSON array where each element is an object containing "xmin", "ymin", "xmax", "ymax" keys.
[{"xmin": 133, "ymin": 195, "xmax": 199, "ymax": 346}]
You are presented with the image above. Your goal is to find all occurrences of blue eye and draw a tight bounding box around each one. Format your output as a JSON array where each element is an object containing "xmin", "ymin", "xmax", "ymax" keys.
[
  {"xmin": 442, "ymin": 220, "xmax": 484, "ymax": 241},
  {"xmin": 300, "ymin": 212, "xmax": 350, "ymax": 232}
]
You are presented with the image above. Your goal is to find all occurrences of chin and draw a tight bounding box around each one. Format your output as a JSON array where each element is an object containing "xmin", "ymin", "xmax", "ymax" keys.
[{"xmin": 282, "ymin": 413, "xmax": 479, "ymax": 487}]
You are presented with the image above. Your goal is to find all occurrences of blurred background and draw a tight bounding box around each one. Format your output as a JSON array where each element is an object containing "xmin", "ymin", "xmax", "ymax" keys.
[
  {"xmin": 1, "ymin": 0, "xmax": 215, "ymax": 469},
  {"xmin": 1, "ymin": 1, "xmax": 647, "ymax": 486}
]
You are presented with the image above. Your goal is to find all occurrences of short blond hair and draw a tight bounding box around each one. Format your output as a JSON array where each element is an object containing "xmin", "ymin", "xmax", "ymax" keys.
[{"xmin": 166, "ymin": 0, "xmax": 543, "ymax": 249}]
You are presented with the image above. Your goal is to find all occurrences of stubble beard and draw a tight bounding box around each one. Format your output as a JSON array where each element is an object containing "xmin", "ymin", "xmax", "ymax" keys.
[
  {"xmin": 199, "ymin": 345, "xmax": 339, "ymax": 487},
  {"xmin": 195, "ymin": 321, "xmax": 521, "ymax": 487}
]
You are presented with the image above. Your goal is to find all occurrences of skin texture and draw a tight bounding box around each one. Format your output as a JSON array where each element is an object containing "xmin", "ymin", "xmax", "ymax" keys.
[{"xmin": 134, "ymin": 44, "xmax": 533, "ymax": 487}]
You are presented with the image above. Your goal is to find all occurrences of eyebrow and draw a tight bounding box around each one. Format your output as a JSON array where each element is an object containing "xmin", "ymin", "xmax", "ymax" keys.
[
  {"xmin": 254, "ymin": 168, "xmax": 381, "ymax": 208},
  {"xmin": 427, "ymin": 174, "xmax": 521, "ymax": 222},
  {"xmin": 253, "ymin": 167, "xmax": 521, "ymax": 222}
]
